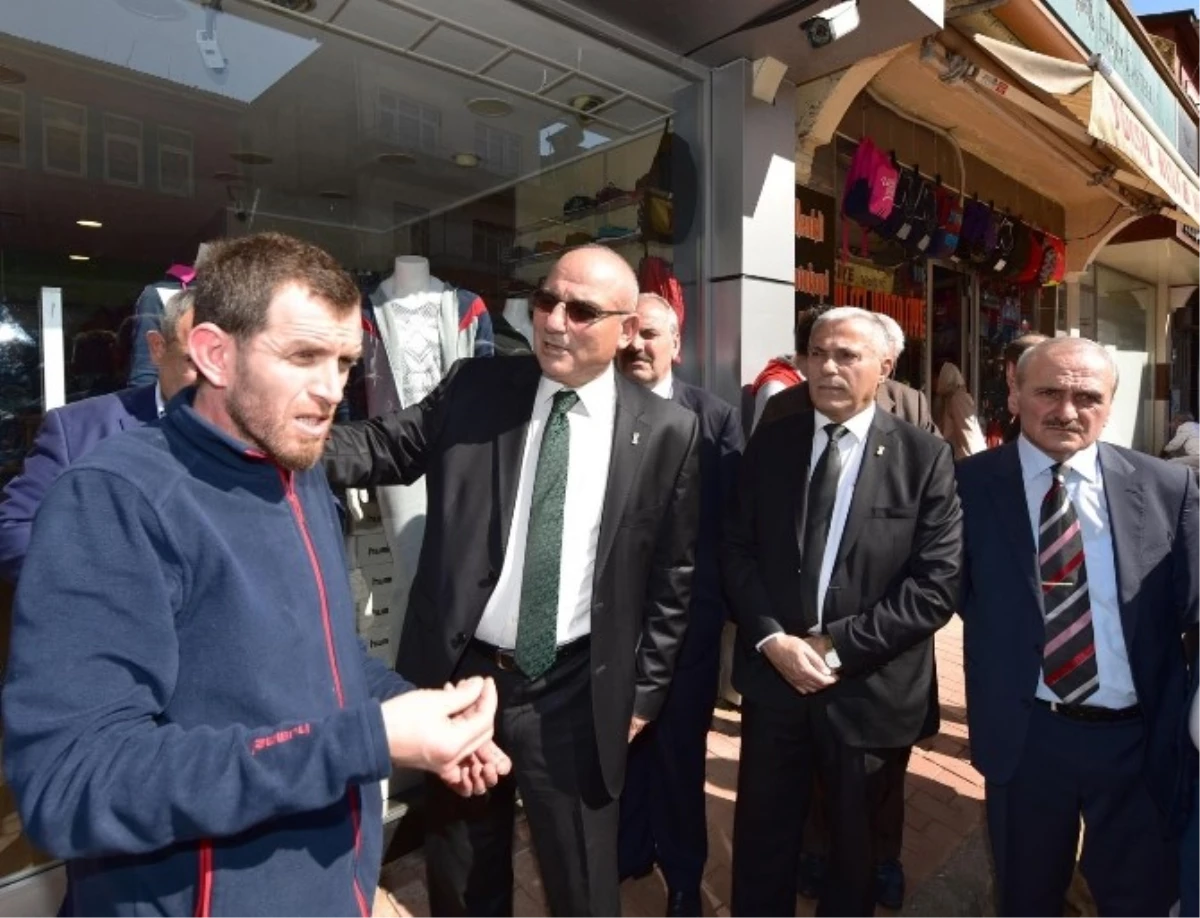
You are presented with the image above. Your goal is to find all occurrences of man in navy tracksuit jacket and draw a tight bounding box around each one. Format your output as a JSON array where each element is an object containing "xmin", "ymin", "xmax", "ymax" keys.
[{"xmin": 2, "ymin": 232, "xmax": 503, "ymax": 916}]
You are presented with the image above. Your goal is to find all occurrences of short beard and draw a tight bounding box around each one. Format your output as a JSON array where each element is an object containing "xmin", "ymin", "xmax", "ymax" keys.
[{"xmin": 226, "ymin": 385, "xmax": 323, "ymax": 472}]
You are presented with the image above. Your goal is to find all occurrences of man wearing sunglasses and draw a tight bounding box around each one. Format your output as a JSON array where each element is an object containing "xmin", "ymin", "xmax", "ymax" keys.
[{"xmin": 324, "ymin": 245, "xmax": 701, "ymax": 917}]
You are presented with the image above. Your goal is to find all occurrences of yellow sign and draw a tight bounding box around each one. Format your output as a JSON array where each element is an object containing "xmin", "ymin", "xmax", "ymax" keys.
[{"xmin": 836, "ymin": 261, "xmax": 894, "ymax": 295}]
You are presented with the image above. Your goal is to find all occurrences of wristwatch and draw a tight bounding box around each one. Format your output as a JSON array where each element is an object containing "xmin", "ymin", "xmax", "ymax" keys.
[{"xmin": 824, "ymin": 647, "xmax": 842, "ymax": 672}]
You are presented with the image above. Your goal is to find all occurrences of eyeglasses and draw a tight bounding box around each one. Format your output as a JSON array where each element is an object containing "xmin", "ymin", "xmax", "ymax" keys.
[{"xmin": 531, "ymin": 289, "xmax": 632, "ymax": 326}]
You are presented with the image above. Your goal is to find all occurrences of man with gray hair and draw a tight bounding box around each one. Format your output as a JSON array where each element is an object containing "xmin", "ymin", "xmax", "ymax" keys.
[
  {"xmin": 725, "ymin": 306, "xmax": 962, "ymax": 915},
  {"xmin": 759, "ymin": 310, "xmax": 938, "ymax": 437},
  {"xmin": 0, "ymin": 289, "xmax": 198, "ymax": 581},
  {"xmin": 616, "ymin": 292, "xmax": 742, "ymax": 915},
  {"xmin": 957, "ymin": 336, "xmax": 1196, "ymax": 914}
]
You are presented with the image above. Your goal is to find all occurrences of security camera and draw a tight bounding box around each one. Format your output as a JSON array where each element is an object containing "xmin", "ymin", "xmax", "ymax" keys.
[{"xmin": 801, "ymin": 0, "xmax": 860, "ymax": 49}]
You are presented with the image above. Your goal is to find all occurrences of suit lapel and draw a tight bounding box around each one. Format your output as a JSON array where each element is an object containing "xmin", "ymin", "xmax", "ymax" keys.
[
  {"xmin": 830, "ymin": 413, "xmax": 892, "ymax": 570},
  {"xmin": 1097, "ymin": 443, "xmax": 1144, "ymax": 644},
  {"xmin": 986, "ymin": 443, "xmax": 1042, "ymax": 608},
  {"xmin": 595, "ymin": 376, "xmax": 650, "ymax": 577},
  {"xmin": 791, "ymin": 412, "xmax": 817, "ymax": 554},
  {"xmin": 495, "ymin": 360, "xmax": 541, "ymax": 560}
]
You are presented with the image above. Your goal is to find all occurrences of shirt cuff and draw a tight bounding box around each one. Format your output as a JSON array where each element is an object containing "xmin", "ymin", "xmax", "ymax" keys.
[{"xmin": 755, "ymin": 631, "xmax": 784, "ymax": 652}]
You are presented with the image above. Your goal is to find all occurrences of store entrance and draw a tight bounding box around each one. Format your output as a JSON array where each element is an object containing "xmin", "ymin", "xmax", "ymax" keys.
[{"xmin": 927, "ymin": 261, "xmax": 973, "ymax": 414}]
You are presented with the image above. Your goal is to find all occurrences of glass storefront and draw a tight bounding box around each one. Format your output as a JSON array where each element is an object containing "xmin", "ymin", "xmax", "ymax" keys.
[
  {"xmin": 1080, "ymin": 263, "xmax": 1155, "ymax": 451},
  {"xmin": 0, "ymin": 0, "xmax": 704, "ymax": 893}
]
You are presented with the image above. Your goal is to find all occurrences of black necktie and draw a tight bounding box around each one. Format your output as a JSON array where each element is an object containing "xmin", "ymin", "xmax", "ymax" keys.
[{"xmin": 799, "ymin": 423, "xmax": 847, "ymax": 631}]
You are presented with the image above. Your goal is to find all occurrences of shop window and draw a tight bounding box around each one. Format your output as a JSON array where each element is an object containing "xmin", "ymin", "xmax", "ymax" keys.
[
  {"xmin": 157, "ymin": 127, "xmax": 193, "ymax": 197},
  {"xmin": 475, "ymin": 123, "xmax": 520, "ymax": 176},
  {"xmin": 103, "ymin": 114, "xmax": 143, "ymax": 188},
  {"xmin": 375, "ymin": 90, "xmax": 439, "ymax": 152},
  {"xmin": 0, "ymin": 88, "xmax": 25, "ymax": 169},
  {"xmin": 41, "ymin": 98, "xmax": 86, "ymax": 178},
  {"xmin": 472, "ymin": 220, "xmax": 512, "ymax": 266}
]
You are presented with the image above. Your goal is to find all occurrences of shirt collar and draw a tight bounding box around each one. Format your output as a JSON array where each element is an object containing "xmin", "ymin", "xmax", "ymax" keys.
[
  {"xmin": 537, "ymin": 363, "xmax": 616, "ymax": 418},
  {"xmin": 650, "ymin": 371, "xmax": 674, "ymax": 400},
  {"xmin": 1017, "ymin": 434, "xmax": 1101, "ymax": 484},
  {"xmin": 814, "ymin": 402, "xmax": 876, "ymax": 444}
]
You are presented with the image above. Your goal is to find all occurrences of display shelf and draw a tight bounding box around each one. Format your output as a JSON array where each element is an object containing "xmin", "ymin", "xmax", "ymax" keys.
[
  {"xmin": 514, "ymin": 193, "xmax": 639, "ymax": 236},
  {"xmin": 506, "ymin": 230, "xmax": 672, "ymax": 267}
]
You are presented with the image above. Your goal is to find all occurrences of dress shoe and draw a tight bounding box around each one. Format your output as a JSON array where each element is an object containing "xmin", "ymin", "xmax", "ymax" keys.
[
  {"xmin": 875, "ymin": 858, "xmax": 905, "ymax": 910},
  {"xmin": 666, "ymin": 888, "xmax": 702, "ymax": 917}
]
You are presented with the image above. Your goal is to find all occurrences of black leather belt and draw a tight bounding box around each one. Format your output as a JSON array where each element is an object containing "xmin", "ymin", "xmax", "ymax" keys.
[
  {"xmin": 469, "ymin": 635, "xmax": 591, "ymax": 674},
  {"xmin": 1036, "ymin": 698, "xmax": 1142, "ymax": 723}
]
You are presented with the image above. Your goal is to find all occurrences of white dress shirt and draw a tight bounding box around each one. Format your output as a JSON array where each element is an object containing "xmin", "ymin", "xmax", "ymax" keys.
[
  {"xmin": 1017, "ymin": 436, "xmax": 1138, "ymax": 709},
  {"xmin": 650, "ymin": 371, "xmax": 674, "ymax": 400},
  {"xmin": 758, "ymin": 402, "xmax": 875, "ymax": 649},
  {"xmin": 473, "ymin": 365, "xmax": 616, "ymax": 648}
]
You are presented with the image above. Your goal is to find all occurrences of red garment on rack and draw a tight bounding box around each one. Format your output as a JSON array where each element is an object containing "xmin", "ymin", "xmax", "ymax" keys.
[{"xmin": 638, "ymin": 256, "xmax": 685, "ymax": 339}]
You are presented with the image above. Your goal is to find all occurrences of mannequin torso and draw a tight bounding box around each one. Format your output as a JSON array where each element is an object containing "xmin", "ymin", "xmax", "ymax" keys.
[{"xmin": 381, "ymin": 256, "xmax": 432, "ymax": 300}]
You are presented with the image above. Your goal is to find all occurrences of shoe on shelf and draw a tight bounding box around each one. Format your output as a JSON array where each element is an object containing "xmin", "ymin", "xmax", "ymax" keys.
[
  {"xmin": 796, "ymin": 851, "xmax": 826, "ymax": 901},
  {"xmin": 875, "ymin": 858, "xmax": 905, "ymax": 910}
]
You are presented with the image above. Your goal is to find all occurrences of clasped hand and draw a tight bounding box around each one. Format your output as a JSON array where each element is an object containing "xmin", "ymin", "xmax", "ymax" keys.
[
  {"xmin": 380, "ymin": 676, "xmax": 513, "ymax": 797},
  {"xmin": 762, "ymin": 634, "xmax": 838, "ymax": 695}
]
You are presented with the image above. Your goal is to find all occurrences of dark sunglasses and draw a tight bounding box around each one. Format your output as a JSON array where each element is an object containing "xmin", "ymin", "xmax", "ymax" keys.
[{"xmin": 531, "ymin": 289, "xmax": 632, "ymax": 326}]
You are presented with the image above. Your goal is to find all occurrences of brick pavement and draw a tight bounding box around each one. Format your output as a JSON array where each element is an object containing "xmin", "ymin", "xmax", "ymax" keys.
[{"xmin": 380, "ymin": 617, "xmax": 987, "ymax": 916}]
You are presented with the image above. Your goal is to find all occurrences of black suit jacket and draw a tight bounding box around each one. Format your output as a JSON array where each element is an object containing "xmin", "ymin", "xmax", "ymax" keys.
[
  {"xmin": 759, "ymin": 378, "xmax": 939, "ymax": 437},
  {"xmin": 957, "ymin": 442, "xmax": 1198, "ymax": 817},
  {"xmin": 723, "ymin": 408, "xmax": 962, "ymax": 748},
  {"xmin": 671, "ymin": 380, "xmax": 742, "ymax": 661},
  {"xmin": 324, "ymin": 356, "xmax": 701, "ymax": 795}
]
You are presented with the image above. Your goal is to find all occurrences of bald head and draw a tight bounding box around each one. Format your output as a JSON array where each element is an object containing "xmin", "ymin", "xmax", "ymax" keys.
[
  {"xmin": 1016, "ymin": 337, "xmax": 1118, "ymax": 393},
  {"xmin": 551, "ymin": 245, "xmax": 639, "ymax": 312}
]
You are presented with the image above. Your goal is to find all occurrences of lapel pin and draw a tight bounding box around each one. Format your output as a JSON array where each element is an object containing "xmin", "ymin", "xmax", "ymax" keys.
[
  {"xmin": 632, "ymin": 432, "xmax": 641, "ymax": 446},
  {"xmin": 876, "ymin": 445, "xmax": 886, "ymax": 456}
]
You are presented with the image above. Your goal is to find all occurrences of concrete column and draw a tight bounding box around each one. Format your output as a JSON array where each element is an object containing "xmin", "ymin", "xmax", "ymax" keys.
[
  {"xmin": 1150, "ymin": 275, "xmax": 1171, "ymax": 451},
  {"xmin": 707, "ymin": 59, "xmax": 797, "ymax": 408},
  {"xmin": 1063, "ymin": 272, "xmax": 1084, "ymax": 337}
]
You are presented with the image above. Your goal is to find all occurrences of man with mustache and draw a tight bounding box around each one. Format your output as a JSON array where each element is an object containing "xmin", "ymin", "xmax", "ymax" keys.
[
  {"xmin": 323, "ymin": 245, "xmax": 701, "ymax": 916},
  {"xmin": 724, "ymin": 307, "xmax": 961, "ymax": 915},
  {"xmin": 3, "ymin": 233, "xmax": 507, "ymax": 916},
  {"xmin": 957, "ymin": 337, "xmax": 1197, "ymax": 914},
  {"xmin": 616, "ymin": 293, "xmax": 742, "ymax": 916}
]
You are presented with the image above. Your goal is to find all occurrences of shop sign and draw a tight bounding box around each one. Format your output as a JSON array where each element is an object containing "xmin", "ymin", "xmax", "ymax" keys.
[
  {"xmin": 1089, "ymin": 74, "xmax": 1200, "ymax": 225},
  {"xmin": 834, "ymin": 283, "xmax": 926, "ymax": 339},
  {"xmin": 836, "ymin": 260, "xmax": 894, "ymax": 295},
  {"xmin": 795, "ymin": 185, "xmax": 836, "ymax": 309},
  {"xmin": 1178, "ymin": 221, "xmax": 1200, "ymax": 251},
  {"xmin": 1042, "ymin": 0, "xmax": 1177, "ymax": 149}
]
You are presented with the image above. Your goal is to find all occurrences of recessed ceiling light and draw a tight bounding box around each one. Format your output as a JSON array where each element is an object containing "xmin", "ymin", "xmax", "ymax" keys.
[
  {"xmin": 569, "ymin": 94, "xmax": 606, "ymax": 114},
  {"xmin": 0, "ymin": 64, "xmax": 26, "ymax": 85},
  {"xmin": 212, "ymin": 170, "xmax": 246, "ymax": 182},
  {"xmin": 466, "ymin": 97, "xmax": 514, "ymax": 118},
  {"xmin": 376, "ymin": 152, "xmax": 417, "ymax": 167},
  {"xmin": 263, "ymin": 0, "xmax": 316, "ymax": 11},
  {"xmin": 318, "ymin": 189, "xmax": 350, "ymax": 200},
  {"xmin": 69, "ymin": 255, "xmax": 90, "ymax": 262},
  {"xmin": 452, "ymin": 152, "xmax": 480, "ymax": 168},
  {"xmin": 229, "ymin": 151, "xmax": 273, "ymax": 166},
  {"xmin": 77, "ymin": 219, "xmax": 103, "ymax": 229}
]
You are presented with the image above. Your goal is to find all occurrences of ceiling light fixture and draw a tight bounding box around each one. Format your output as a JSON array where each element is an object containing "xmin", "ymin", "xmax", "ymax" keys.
[
  {"xmin": 0, "ymin": 64, "xmax": 26, "ymax": 85},
  {"xmin": 466, "ymin": 97, "xmax": 514, "ymax": 118},
  {"xmin": 212, "ymin": 170, "xmax": 247, "ymax": 182},
  {"xmin": 376, "ymin": 152, "xmax": 417, "ymax": 167},
  {"xmin": 69, "ymin": 255, "xmax": 90, "ymax": 262},
  {"xmin": 318, "ymin": 190, "xmax": 350, "ymax": 200},
  {"xmin": 229, "ymin": 151, "xmax": 273, "ymax": 166},
  {"xmin": 0, "ymin": 131, "xmax": 19, "ymax": 146},
  {"xmin": 76, "ymin": 219, "xmax": 103, "ymax": 229},
  {"xmin": 452, "ymin": 152, "xmax": 480, "ymax": 168},
  {"xmin": 263, "ymin": 0, "xmax": 317, "ymax": 11}
]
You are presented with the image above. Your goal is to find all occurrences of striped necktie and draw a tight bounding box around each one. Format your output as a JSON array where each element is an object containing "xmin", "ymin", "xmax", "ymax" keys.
[{"xmin": 1039, "ymin": 463, "xmax": 1099, "ymax": 705}]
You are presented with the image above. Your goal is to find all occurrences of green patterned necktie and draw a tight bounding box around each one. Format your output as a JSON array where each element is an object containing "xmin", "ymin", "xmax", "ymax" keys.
[{"xmin": 515, "ymin": 389, "xmax": 579, "ymax": 679}]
